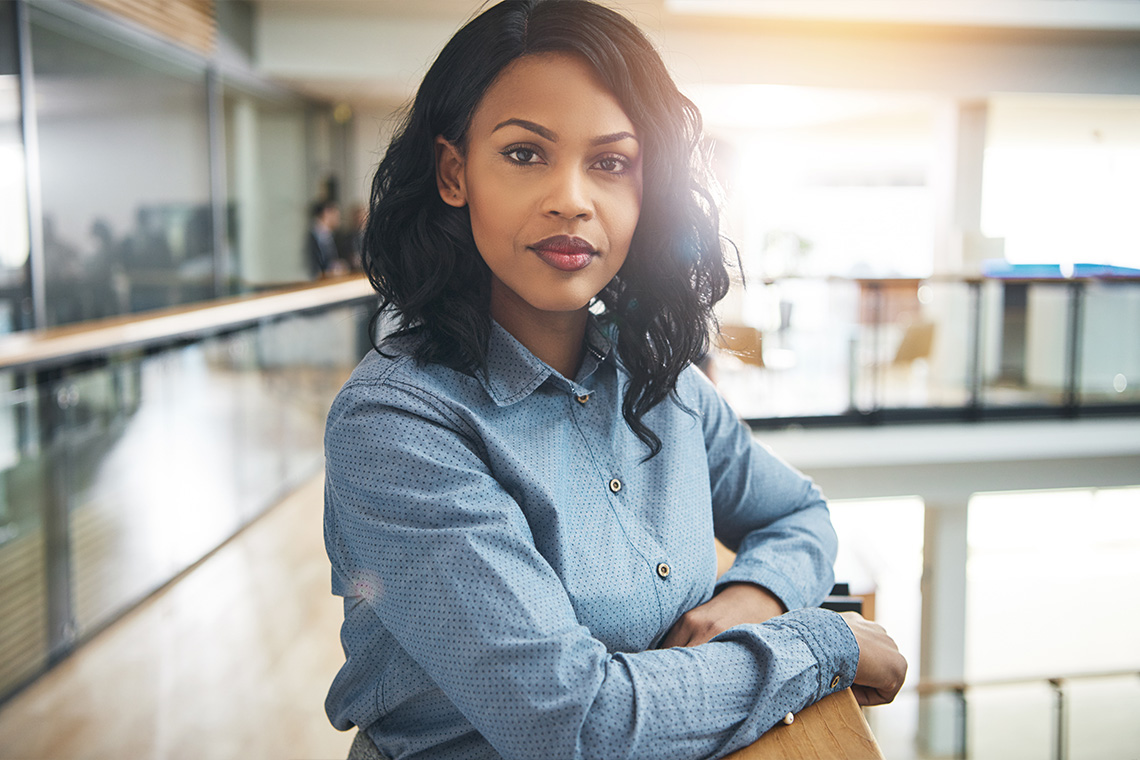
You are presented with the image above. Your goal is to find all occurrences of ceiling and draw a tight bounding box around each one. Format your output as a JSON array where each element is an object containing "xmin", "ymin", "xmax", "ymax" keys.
[{"xmin": 247, "ymin": 0, "xmax": 1140, "ymax": 120}]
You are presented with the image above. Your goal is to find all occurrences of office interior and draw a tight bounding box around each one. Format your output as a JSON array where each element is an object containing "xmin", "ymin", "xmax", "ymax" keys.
[{"xmin": 0, "ymin": 1, "xmax": 1138, "ymax": 758}]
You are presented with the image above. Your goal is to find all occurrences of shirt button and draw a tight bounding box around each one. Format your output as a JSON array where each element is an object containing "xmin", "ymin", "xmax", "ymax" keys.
[
  {"xmin": 782, "ymin": 712, "xmax": 795, "ymax": 725},
  {"xmin": 609, "ymin": 478, "xmax": 622, "ymax": 493},
  {"xmin": 576, "ymin": 394, "xmax": 589, "ymax": 404},
  {"xmin": 656, "ymin": 562, "xmax": 670, "ymax": 578},
  {"xmin": 830, "ymin": 675, "xmax": 841, "ymax": 689}
]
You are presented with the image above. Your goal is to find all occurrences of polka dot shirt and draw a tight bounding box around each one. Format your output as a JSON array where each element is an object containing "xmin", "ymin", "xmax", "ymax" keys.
[{"xmin": 323, "ymin": 319, "xmax": 858, "ymax": 760}]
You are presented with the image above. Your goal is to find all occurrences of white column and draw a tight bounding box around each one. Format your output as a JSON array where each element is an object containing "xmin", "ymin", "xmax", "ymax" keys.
[
  {"xmin": 919, "ymin": 499, "xmax": 970, "ymax": 757},
  {"xmin": 931, "ymin": 98, "xmax": 999, "ymax": 277},
  {"xmin": 928, "ymin": 99, "xmax": 1001, "ymax": 394},
  {"xmin": 232, "ymin": 97, "xmax": 260, "ymax": 284}
]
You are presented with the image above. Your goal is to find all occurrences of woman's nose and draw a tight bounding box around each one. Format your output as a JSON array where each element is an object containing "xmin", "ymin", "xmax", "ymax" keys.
[{"xmin": 543, "ymin": 166, "xmax": 593, "ymax": 220}]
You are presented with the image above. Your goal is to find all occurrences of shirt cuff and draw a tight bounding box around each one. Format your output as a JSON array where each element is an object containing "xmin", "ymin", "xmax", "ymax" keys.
[{"xmin": 768, "ymin": 607, "xmax": 859, "ymax": 700}]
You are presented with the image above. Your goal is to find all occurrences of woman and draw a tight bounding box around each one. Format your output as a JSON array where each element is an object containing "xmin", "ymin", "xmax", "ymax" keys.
[{"xmin": 323, "ymin": 2, "xmax": 906, "ymax": 758}]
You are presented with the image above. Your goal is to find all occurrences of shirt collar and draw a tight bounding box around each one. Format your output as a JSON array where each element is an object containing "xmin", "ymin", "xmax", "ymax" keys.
[{"xmin": 478, "ymin": 317, "xmax": 615, "ymax": 407}]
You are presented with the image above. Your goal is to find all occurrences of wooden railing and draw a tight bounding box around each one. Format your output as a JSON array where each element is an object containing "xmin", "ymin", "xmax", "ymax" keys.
[
  {"xmin": 0, "ymin": 275, "xmax": 376, "ymax": 373},
  {"xmin": 715, "ymin": 540, "xmax": 884, "ymax": 758},
  {"xmin": 727, "ymin": 688, "xmax": 883, "ymax": 759}
]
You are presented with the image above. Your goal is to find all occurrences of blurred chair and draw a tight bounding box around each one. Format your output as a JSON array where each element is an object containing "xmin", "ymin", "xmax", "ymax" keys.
[
  {"xmin": 893, "ymin": 320, "xmax": 935, "ymax": 365},
  {"xmin": 717, "ymin": 324, "xmax": 765, "ymax": 368}
]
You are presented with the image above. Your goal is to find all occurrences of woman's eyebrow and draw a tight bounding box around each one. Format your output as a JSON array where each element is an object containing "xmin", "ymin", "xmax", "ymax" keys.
[
  {"xmin": 591, "ymin": 131, "xmax": 637, "ymax": 146},
  {"xmin": 492, "ymin": 118, "xmax": 558, "ymax": 141},
  {"xmin": 491, "ymin": 119, "xmax": 638, "ymax": 147}
]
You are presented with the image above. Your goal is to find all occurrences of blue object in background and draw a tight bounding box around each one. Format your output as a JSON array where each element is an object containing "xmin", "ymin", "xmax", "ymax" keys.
[{"xmin": 983, "ymin": 260, "xmax": 1140, "ymax": 279}]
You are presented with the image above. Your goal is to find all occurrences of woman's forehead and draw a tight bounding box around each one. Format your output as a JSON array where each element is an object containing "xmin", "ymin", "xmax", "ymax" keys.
[{"xmin": 470, "ymin": 52, "xmax": 636, "ymax": 140}]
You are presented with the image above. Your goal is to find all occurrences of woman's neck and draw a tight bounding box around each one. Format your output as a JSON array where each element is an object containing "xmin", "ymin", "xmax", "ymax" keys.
[{"xmin": 490, "ymin": 286, "xmax": 589, "ymax": 379}]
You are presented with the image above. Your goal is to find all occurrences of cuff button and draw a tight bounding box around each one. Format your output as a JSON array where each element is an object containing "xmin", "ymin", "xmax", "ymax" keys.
[
  {"xmin": 782, "ymin": 712, "xmax": 795, "ymax": 725},
  {"xmin": 830, "ymin": 675, "xmax": 841, "ymax": 689}
]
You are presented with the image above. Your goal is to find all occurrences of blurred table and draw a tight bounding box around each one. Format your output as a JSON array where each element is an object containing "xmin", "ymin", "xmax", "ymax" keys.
[{"xmin": 726, "ymin": 688, "xmax": 884, "ymax": 760}]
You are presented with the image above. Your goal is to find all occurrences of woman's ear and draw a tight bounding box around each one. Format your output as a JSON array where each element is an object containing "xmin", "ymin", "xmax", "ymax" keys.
[{"xmin": 435, "ymin": 137, "xmax": 467, "ymax": 208}]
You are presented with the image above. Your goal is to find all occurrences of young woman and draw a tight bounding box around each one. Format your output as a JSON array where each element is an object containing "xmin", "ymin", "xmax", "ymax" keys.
[{"xmin": 323, "ymin": 2, "xmax": 906, "ymax": 758}]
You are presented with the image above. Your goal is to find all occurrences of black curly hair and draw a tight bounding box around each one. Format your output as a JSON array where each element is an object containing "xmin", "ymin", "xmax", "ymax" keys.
[{"xmin": 363, "ymin": 0, "xmax": 733, "ymax": 458}]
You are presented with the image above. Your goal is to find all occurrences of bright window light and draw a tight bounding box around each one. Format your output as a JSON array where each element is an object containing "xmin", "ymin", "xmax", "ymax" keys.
[{"xmin": 982, "ymin": 95, "xmax": 1140, "ymax": 269}]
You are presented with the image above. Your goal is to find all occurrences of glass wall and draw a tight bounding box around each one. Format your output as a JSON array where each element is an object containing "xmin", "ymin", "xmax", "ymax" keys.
[
  {"xmin": 0, "ymin": 2, "xmax": 45, "ymax": 701},
  {"xmin": 0, "ymin": 2, "xmax": 31, "ymax": 334},
  {"xmin": 29, "ymin": 5, "xmax": 216, "ymax": 326},
  {"xmin": 0, "ymin": 301, "xmax": 371, "ymax": 701},
  {"xmin": 3, "ymin": 1, "xmax": 350, "ymax": 329}
]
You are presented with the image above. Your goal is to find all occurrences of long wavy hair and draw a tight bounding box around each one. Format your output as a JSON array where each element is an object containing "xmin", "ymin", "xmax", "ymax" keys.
[{"xmin": 364, "ymin": 0, "xmax": 732, "ymax": 458}]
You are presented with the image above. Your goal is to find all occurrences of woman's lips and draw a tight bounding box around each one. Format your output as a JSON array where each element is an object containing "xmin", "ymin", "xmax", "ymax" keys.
[{"xmin": 530, "ymin": 235, "xmax": 596, "ymax": 272}]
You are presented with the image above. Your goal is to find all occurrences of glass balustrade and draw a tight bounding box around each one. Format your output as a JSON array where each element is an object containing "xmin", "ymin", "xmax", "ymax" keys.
[
  {"xmin": 0, "ymin": 299, "xmax": 371, "ymax": 702},
  {"xmin": 713, "ymin": 276, "xmax": 1140, "ymax": 426}
]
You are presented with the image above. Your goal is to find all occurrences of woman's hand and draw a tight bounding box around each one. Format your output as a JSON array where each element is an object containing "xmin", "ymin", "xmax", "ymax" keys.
[
  {"xmin": 662, "ymin": 587, "xmax": 906, "ymax": 707},
  {"xmin": 660, "ymin": 583, "xmax": 786, "ymax": 648},
  {"xmin": 839, "ymin": 611, "xmax": 907, "ymax": 706}
]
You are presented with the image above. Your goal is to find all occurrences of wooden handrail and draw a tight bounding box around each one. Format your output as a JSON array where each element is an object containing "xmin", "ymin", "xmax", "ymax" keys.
[
  {"xmin": 726, "ymin": 689, "xmax": 884, "ymax": 760},
  {"xmin": 0, "ymin": 275, "xmax": 376, "ymax": 373},
  {"xmin": 713, "ymin": 541, "xmax": 883, "ymax": 758}
]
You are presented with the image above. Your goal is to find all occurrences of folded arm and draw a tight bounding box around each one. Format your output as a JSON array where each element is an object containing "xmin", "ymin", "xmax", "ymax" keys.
[{"xmin": 324, "ymin": 381, "xmax": 858, "ymax": 760}]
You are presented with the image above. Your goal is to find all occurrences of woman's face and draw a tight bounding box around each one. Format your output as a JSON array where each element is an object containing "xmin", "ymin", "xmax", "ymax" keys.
[{"xmin": 436, "ymin": 52, "xmax": 642, "ymax": 325}]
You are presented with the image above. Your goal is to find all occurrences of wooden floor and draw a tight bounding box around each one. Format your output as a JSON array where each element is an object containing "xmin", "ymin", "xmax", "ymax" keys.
[{"xmin": 0, "ymin": 474, "xmax": 354, "ymax": 760}]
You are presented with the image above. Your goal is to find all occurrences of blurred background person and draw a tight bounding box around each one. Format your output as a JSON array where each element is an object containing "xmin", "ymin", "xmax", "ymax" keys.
[{"xmin": 306, "ymin": 199, "xmax": 347, "ymax": 278}]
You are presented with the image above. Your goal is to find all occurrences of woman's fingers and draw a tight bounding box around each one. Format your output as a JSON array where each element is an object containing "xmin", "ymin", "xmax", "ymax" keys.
[
  {"xmin": 839, "ymin": 611, "xmax": 907, "ymax": 705},
  {"xmin": 663, "ymin": 602, "xmax": 908, "ymax": 708}
]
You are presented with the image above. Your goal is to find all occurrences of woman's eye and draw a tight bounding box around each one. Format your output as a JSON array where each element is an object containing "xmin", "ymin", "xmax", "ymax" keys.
[
  {"xmin": 503, "ymin": 147, "xmax": 542, "ymax": 165},
  {"xmin": 594, "ymin": 155, "xmax": 630, "ymax": 174}
]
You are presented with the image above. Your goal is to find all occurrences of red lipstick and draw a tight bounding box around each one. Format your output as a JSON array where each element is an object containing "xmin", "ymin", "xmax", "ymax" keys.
[{"xmin": 529, "ymin": 235, "xmax": 596, "ymax": 272}]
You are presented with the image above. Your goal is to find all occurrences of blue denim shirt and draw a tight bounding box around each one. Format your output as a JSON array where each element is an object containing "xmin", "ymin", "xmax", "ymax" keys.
[{"xmin": 323, "ymin": 319, "xmax": 858, "ymax": 760}]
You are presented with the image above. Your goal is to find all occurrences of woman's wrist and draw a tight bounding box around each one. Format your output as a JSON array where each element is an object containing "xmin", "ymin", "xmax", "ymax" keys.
[{"xmin": 716, "ymin": 582, "xmax": 787, "ymax": 621}]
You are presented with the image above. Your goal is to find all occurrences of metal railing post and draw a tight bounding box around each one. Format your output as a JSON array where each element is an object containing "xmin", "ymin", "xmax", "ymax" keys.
[
  {"xmin": 966, "ymin": 280, "xmax": 983, "ymax": 416},
  {"xmin": 1062, "ymin": 281, "xmax": 1084, "ymax": 416},
  {"xmin": 955, "ymin": 686, "xmax": 968, "ymax": 759},
  {"xmin": 1049, "ymin": 678, "xmax": 1067, "ymax": 760}
]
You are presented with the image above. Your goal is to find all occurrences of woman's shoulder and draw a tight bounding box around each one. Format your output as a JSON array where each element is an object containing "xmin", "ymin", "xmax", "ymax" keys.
[
  {"xmin": 672, "ymin": 362, "xmax": 719, "ymax": 409},
  {"xmin": 330, "ymin": 343, "xmax": 485, "ymax": 434}
]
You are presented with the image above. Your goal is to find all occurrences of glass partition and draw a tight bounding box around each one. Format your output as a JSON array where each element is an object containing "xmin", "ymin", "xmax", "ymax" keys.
[
  {"xmin": 717, "ymin": 275, "xmax": 1140, "ymax": 424},
  {"xmin": 0, "ymin": 300, "xmax": 371, "ymax": 701},
  {"xmin": 1079, "ymin": 280, "xmax": 1140, "ymax": 405},
  {"xmin": 28, "ymin": 5, "xmax": 215, "ymax": 326},
  {"xmin": 0, "ymin": 2, "xmax": 31, "ymax": 334}
]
